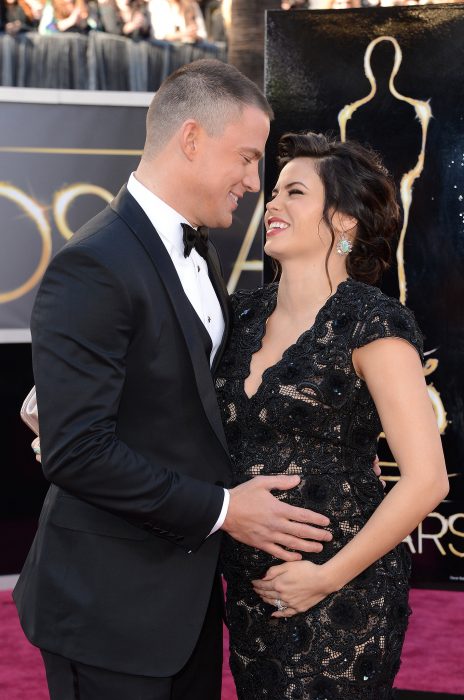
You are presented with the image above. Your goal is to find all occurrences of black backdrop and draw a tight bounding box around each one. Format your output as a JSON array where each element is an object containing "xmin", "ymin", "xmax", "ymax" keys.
[{"xmin": 265, "ymin": 5, "xmax": 464, "ymax": 588}]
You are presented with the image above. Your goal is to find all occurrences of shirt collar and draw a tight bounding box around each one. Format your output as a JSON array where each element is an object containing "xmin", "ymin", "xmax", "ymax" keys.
[{"xmin": 127, "ymin": 172, "xmax": 195, "ymax": 258}]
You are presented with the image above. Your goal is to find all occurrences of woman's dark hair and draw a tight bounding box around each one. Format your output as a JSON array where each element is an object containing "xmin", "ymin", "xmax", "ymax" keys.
[{"xmin": 276, "ymin": 132, "xmax": 400, "ymax": 285}]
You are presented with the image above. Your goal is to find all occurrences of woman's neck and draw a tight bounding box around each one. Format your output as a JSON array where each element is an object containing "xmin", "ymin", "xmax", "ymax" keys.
[{"xmin": 276, "ymin": 258, "xmax": 348, "ymax": 320}]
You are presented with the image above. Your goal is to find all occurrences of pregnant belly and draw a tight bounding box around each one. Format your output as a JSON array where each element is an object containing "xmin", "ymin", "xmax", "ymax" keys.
[{"xmin": 222, "ymin": 471, "xmax": 384, "ymax": 583}]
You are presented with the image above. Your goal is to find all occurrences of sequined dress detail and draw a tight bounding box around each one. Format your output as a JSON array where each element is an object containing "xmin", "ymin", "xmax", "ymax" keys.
[{"xmin": 215, "ymin": 279, "xmax": 423, "ymax": 700}]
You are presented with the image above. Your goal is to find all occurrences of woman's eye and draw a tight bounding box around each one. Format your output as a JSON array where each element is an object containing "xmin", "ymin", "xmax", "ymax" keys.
[{"xmin": 288, "ymin": 189, "xmax": 303, "ymax": 196}]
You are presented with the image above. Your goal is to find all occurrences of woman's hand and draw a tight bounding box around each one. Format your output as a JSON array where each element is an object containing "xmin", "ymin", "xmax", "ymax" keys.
[{"xmin": 252, "ymin": 561, "xmax": 335, "ymax": 618}]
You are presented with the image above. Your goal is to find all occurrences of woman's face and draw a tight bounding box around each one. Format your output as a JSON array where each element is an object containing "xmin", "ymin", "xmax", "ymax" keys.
[{"xmin": 264, "ymin": 157, "xmax": 332, "ymax": 263}]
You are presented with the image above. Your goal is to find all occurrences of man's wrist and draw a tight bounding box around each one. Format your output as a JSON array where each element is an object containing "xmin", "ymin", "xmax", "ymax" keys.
[{"xmin": 207, "ymin": 488, "xmax": 230, "ymax": 536}]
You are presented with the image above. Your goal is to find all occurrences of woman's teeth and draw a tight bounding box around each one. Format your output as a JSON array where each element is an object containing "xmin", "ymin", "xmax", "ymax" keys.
[{"xmin": 268, "ymin": 221, "xmax": 288, "ymax": 230}]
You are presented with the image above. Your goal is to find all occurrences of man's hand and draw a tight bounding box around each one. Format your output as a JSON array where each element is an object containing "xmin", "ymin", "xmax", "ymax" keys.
[
  {"xmin": 32, "ymin": 437, "xmax": 41, "ymax": 463},
  {"xmin": 373, "ymin": 455, "xmax": 386, "ymax": 488},
  {"xmin": 221, "ymin": 475, "xmax": 332, "ymax": 561}
]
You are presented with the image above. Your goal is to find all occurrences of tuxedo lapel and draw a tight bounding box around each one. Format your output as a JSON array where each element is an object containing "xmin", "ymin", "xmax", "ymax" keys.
[{"xmin": 110, "ymin": 186, "xmax": 229, "ymax": 457}]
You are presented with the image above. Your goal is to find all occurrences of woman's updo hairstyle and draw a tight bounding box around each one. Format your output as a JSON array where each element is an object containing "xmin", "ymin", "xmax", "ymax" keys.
[{"xmin": 277, "ymin": 132, "xmax": 400, "ymax": 284}]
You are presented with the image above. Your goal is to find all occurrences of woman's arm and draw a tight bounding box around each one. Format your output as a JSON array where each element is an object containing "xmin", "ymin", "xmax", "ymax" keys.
[{"xmin": 253, "ymin": 337, "xmax": 448, "ymax": 617}]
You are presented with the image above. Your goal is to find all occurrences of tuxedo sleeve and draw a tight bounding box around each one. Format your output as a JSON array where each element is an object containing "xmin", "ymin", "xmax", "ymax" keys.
[{"xmin": 31, "ymin": 242, "xmax": 224, "ymax": 553}]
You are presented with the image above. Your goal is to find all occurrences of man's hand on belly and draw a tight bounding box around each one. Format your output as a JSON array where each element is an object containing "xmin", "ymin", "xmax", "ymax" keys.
[{"xmin": 221, "ymin": 475, "xmax": 333, "ymax": 562}]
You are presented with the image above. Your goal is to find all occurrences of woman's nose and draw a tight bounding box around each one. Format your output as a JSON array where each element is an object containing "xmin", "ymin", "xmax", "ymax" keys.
[{"xmin": 266, "ymin": 196, "xmax": 280, "ymax": 212}]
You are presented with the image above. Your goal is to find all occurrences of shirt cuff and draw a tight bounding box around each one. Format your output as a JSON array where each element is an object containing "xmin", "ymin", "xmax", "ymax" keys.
[{"xmin": 208, "ymin": 488, "xmax": 230, "ymax": 536}]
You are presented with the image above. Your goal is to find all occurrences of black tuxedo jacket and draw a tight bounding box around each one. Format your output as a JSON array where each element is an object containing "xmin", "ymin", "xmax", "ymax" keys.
[{"xmin": 13, "ymin": 186, "xmax": 232, "ymax": 677}]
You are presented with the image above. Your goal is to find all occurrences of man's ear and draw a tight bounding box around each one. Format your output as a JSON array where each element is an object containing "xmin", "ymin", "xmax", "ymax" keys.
[{"xmin": 179, "ymin": 119, "xmax": 201, "ymax": 161}]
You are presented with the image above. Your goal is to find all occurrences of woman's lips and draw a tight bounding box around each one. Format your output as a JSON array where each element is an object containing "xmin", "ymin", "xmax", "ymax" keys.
[{"xmin": 266, "ymin": 218, "xmax": 289, "ymax": 236}]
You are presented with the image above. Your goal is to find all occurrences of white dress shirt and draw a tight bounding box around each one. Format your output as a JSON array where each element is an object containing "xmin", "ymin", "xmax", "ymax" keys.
[{"xmin": 127, "ymin": 173, "xmax": 229, "ymax": 534}]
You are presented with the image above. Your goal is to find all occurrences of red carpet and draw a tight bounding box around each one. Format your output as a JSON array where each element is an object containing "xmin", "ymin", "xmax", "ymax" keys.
[
  {"xmin": 1, "ymin": 588, "xmax": 462, "ymax": 698},
  {"xmin": 395, "ymin": 589, "xmax": 464, "ymax": 695},
  {"xmin": 0, "ymin": 592, "xmax": 48, "ymax": 700}
]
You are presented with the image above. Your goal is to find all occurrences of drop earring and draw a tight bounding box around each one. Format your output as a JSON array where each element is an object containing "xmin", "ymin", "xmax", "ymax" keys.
[{"xmin": 336, "ymin": 232, "xmax": 353, "ymax": 255}]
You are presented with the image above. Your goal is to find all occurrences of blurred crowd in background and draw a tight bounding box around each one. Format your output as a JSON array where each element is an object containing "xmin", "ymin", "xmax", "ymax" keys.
[
  {"xmin": 281, "ymin": 0, "xmax": 462, "ymax": 7},
  {"xmin": 0, "ymin": 0, "xmax": 461, "ymax": 44},
  {"xmin": 0, "ymin": 0, "xmax": 221, "ymax": 41}
]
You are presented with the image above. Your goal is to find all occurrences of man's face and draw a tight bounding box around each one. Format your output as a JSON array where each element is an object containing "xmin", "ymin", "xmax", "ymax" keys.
[{"xmin": 191, "ymin": 105, "xmax": 270, "ymax": 229}]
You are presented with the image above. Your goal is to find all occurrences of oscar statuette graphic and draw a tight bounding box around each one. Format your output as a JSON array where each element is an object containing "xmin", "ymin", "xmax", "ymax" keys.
[
  {"xmin": 265, "ymin": 5, "xmax": 464, "ymax": 587},
  {"xmin": 337, "ymin": 34, "xmax": 448, "ymax": 472}
]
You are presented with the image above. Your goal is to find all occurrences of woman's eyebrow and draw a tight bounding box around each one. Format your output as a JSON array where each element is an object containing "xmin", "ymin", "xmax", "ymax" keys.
[
  {"xmin": 286, "ymin": 181, "xmax": 309, "ymax": 189},
  {"xmin": 272, "ymin": 181, "xmax": 309, "ymax": 196}
]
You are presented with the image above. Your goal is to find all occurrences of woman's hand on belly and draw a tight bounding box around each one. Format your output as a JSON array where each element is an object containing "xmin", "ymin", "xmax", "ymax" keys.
[{"xmin": 252, "ymin": 560, "xmax": 335, "ymax": 618}]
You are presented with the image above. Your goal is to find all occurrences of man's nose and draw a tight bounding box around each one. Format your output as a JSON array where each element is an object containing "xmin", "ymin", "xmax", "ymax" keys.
[{"xmin": 243, "ymin": 163, "xmax": 261, "ymax": 193}]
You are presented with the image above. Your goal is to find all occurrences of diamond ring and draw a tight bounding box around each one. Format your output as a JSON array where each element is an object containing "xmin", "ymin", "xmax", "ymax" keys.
[{"xmin": 275, "ymin": 598, "xmax": 288, "ymax": 612}]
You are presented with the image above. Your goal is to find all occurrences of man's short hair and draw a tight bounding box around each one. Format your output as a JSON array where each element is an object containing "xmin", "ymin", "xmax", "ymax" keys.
[{"xmin": 144, "ymin": 59, "xmax": 273, "ymax": 156}]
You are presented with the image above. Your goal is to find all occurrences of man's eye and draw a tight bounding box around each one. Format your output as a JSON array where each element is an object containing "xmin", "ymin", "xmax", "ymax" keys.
[{"xmin": 242, "ymin": 155, "xmax": 252, "ymax": 164}]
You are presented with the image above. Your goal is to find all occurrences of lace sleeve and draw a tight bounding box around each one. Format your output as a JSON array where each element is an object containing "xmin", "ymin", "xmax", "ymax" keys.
[
  {"xmin": 355, "ymin": 297, "xmax": 424, "ymax": 363},
  {"xmin": 229, "ymin": 288, "xmax": 252, "ymax": 310}
]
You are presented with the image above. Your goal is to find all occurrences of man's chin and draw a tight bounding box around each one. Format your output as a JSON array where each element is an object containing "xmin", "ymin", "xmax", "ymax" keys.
[{"xmin": 209, "ymin": 213, "xmax": 234, "ymax": 230}]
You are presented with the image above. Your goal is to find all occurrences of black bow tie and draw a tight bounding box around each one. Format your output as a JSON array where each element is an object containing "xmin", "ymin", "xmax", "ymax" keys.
[{"xmin": 181, "ymin": 223, "xmax": 209, "ymax": 260}]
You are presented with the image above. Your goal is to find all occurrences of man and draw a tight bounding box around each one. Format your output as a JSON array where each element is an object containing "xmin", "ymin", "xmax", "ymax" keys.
[{"xmin": 14, "ymin": 59, "xmax": 336, "ymax": 700}]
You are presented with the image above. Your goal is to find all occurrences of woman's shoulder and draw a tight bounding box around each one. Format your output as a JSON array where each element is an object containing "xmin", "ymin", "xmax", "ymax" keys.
[
  {"xmin": 344, "ymin": 279, "xmax": 423, "ymax": 357},
  {"xmin": 230, "ymin": 283, "xmax": 277, "ymax": 316},
  {"xmin": 344, "ymin": 278, "xmax": 415, "ymax": 320}
]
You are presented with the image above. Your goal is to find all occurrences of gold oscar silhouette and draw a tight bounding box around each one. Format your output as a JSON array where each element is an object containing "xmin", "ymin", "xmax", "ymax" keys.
[
  {"xmin": 337, "ymin": 36, "xmax": 448, "ymax": 486},
  {"xmin": 338, "ymin": 35, "xmax": 432, "ymax": 307}
]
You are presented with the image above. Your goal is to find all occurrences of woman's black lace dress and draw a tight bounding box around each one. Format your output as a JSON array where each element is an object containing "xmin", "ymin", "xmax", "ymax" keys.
[{"xmin": 215, "ymin": 279, "xmax": 423, "ymax": 700}]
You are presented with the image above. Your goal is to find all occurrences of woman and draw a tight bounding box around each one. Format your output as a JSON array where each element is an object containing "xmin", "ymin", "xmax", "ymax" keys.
[
  {"xmin": 148, "ymin": 0, "xmax": 206, "ymax": 42},
  {"xmin": 215, "ymin": 132, "xmax": 448, "ymax": 699},
  {"xmin": 115, "ymin": 0, "xmax": 150, "ymax": 39},
  {"xmin": 38, "ymin": 0, "xmax": 96, "ymax": 33},
  {"xmin": 3, "ymin": 0, "xmax": 42, "ymax": 35}
]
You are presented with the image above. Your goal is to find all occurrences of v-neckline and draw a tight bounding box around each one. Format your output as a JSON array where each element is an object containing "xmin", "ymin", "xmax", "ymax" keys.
[{"xmin": 242, "ymin": 279, "xmax": 351, "ymax": 400}]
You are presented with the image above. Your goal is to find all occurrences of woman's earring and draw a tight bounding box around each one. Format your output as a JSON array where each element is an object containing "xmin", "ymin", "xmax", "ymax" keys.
[{"xmin": 336, "ymin": 232, "xmax": 353, "ymax": 256}]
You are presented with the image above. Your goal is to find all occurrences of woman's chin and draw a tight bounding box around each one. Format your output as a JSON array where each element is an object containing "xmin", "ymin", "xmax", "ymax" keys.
[{"xmin": 264, "ymin": 240, "xmax": 285, "ymax": 262}]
